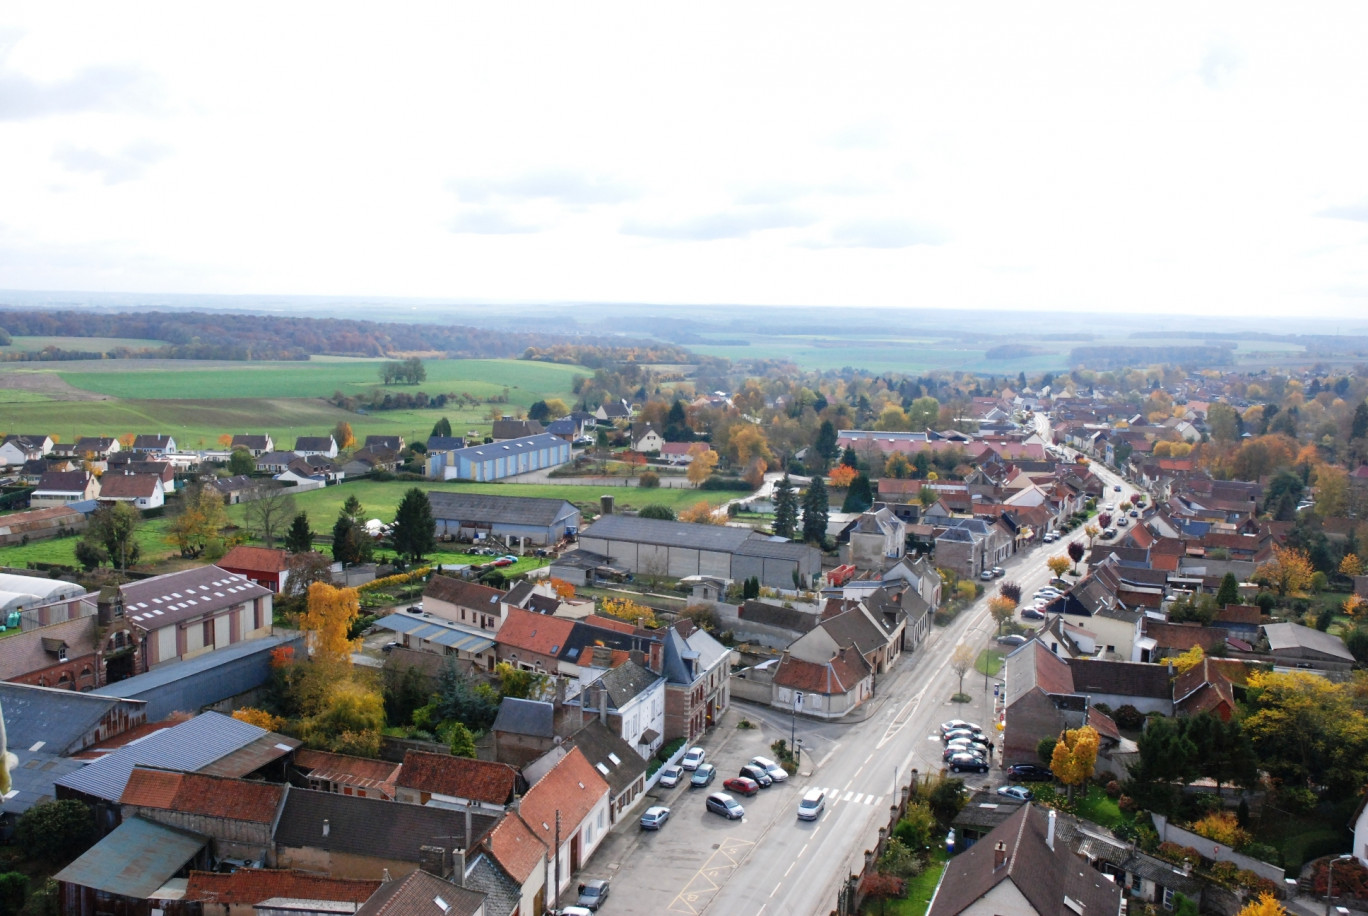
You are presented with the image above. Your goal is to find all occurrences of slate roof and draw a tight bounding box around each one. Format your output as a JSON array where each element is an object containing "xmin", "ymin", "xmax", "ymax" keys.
[
  {"xmin": 424, "ymin": 575, "xmax": 504, "ymax": 611},
  {"xmin": 54, "ymin": 817, "xmax": 207, "ymax": 899},
  {"xmin": 819, "ymin": 607, "xmax": 897, "ymax": 657},
  {"xmin": 561, "ymin": 719, "xmax": 649, "ymax": 797},
  {"xmin": 132, "ymin": 434, "xmax": 173, "ymax": 451},
  {"xmin": 231, "ymin": 435, "xmax": 272, "ymax": 450},
  {"xmin": 183, "ymin": 869, "xmax": 382, "ymax": 906},
  {"xmin": 294, "ymin": 436, "xmax": 335, "ymax": 452},
  {"xmin": 0, "ymin": 616, "xmax": 98, "ymax": 682},
  {"xmin": 88, "ymin": 565, "xmax": 272, "ymax": 631},
  {"xmin": 352, "ymin": 868, "xmax": 484, "ymax": 916},
  {"xmin": 34, "ymin": 470, "xmax": 92, "ymax": 493},
  {"xmin": 427, "ymin": 491, "xmax": 577, "ymax": 527},
  {"xmin": 927, "ymin": 803, "xmax": 1121, "ymax": 916},
  {"xmin": 426, "ymin": 436, "xmax": 466, "ymax": 452},
  {"xmin": 491, "ymin": 419, "xmax": 545, "ymax": 440},
  {"xmin": 274, "ymin": 787, "xmax": 500, "ymax": 859},
  {"xmin": 121, "ymin": 767, "xmax": 285, "ymax": 823},
  {"xmin": 0, "ymin": 682, "xmax": 144, "ymax": 757},
  {"xmin": 55, "ymin": 711, "xmax": 293, "ymax": 803},
  {"xmin": 1064, "ymin": 658, "xmax": 1173, "ymax": 701},
  {"xmin": 487, "ymin": 812, "xmax": 547, "ymax": 884},
  {"xmin": 591, "ymin": 659, "xmax": 662, "ymax": 708},
  {"xmin": 461, "ymin": 853, "xmax": 520, "ymax": 916},
  {"xmin": 396, "ymin": 751, "xmax": 519, "ymax": 805},
  {"xmin": 773, "ymin": 644, "xmax": 871, "ymax": 695},
  {"xmin": 491, "ymin": 697, "xmax": 555, "ymax": 738},
  {"xmin": 98, "ymin": 473, "xmax": 161, "ymax": 498},
  {"xmin": 739, "ymin": 600, "xmax": 817, "ymax": 633},
  {"xmin": 1264, "ymin": 622, "xmax": 1354, "ymax": 661}
]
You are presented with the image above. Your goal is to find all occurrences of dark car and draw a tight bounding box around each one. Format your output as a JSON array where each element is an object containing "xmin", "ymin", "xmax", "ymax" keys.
[
  {"xmin": 996, "ymin": 634, "xmax": 1028, "ymax": 647},
  {"xmin": 576, "ymin": 878, "xmax": 610, "ymax": 911},
  {"xmin": 723, "ymin": 776, "xmax": 759, "ymax": 797},
  {"xmin": 948, "ymin": 753, "xmax": 990, "ymax": 774},
  {"xmin": 738, "ymin": 764, "xmax": 773, "ymax": 787},
  {"xmin": 943, "ymin": 726, "xmax": 985, "ymax": 743},
  {"xmin": 705, "ymin": 792, "xmax": 745, "ymax": 820},
  {"xmin": 690, "ymin": 763, "xmax": 717, "ymax": 788},
  {"xmin": 1129, "ymin": 509, "xmax": 1139, "ymax": 517},
  {"xmin": 943, "ymin": 742, "xmax": 986, "ymax": 762},
  {"xmin": 1021, "ymin": 607, "xmax": 1045, "ymax": 620},
  {"xmin": 1007, "ymin": 763, "xmax": 1054, "ymax": 782}
]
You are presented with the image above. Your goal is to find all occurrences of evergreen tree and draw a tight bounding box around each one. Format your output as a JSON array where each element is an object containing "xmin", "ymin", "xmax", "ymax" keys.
[
  {"xmin": 811, "ymin": 421, "xmax": 839, "ymax": 473},
  {"xmin": 431, "ymin": 417, "xmax": 452, "ymax": 438},
  {"xmin": 801, "ymin": 477, "xmax": 830, "ymax": 545},
  {"xmin": 285, "ymin": 512, "xmax": 314, "ymax": 553},
  {"xmin": 912, "ymin": 452, "xmax": 931, "ymax": 479},
  {"xmin": 331, "ymin": 513, "xmax": 373, "ymax": 567},
  {"xmin": 1353, "ymin": 401, "xmax": 1368, "ymax": 442},
  {"xmin": 842, "ymin": 473, "xmax": 874, "ymax": 513},
  {"xmin": 772, "ymin": 474, "xmax": 798, "ymax": 539},
  {"xmin": 1215, "ymin": 572, "xmax": 1240, "ymax": 609},
  {"xmin": 840, "ymin": 445, "xmax": 859, "ymax": 469},
  {"xmin": 342, "ymin": 494, "xmax": 364, "ymax": 520},
  {"xmin": 391, "ymin": 488, "xmax": 437, "ymax": 564}
]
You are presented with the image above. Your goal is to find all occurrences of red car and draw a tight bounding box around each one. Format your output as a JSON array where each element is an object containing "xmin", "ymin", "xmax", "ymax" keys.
[
  {"xmin": 722, "ymin": 776, "xmax": 759, "ymax": 797},
  {"xmin": 492, "ymin": 557, "xmax": 515, "ymax": 567}
]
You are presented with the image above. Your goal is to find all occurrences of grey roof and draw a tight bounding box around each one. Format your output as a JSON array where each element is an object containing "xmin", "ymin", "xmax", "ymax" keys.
[
  {"xmin": 739, "ymin": 600, "xmax": 817, "ymax": 633},
  {"xmin": 89, "ymin": 566, "xmax": 272, "ymax": 631},
  {"xmin": 373, "ymin": 613, "xmax": 496, "ymax": 654},
  {"xmin": 444, "ymin": 433, "xmax": 570, "ymax": 468},
  {"xmin": 275, "ymin": 787, "xmax": 499, "ymax": 860},
  {"xmin": 734, "ymin": 538, "xmax": 819, "ymax": 561},
  {"xmin": 590, "ymin": 660, "xmax": 663, "ymax": 709},
  {"xmin": 491, "ymin": 697, "xmax": 555, "ymax": 738},
  {"xmin": 55, "ymin": 711, "xmax": 277, "ymax": 802},
  {"xmin": 819, "ymin": 608, "xmax": 895, "ymax": 657},
  {"xmin": 355, "ymin": 870, "xmax": 484, "ymax": 916},
  {"xmin": 55, "ymin": 817, "xmax": 207, "ymax": 898},
  {"xmin": 427, "ymin": 436, "xmax": 466, "ymax": 452},
  {"xmin": 91, "ymin": 633, "xmax": 299, "ymax": 698},
  {"xmin": 427, "ymin": 491, "xmax": 578, "ymax": 527},
  {"xmin": 562, "ymin": 719, "xmax": 648, "ymax": 797},
  {"xmin": 581, "ymin": 514, "xmax": 754, "ymax": 551},
  {"xmin": 0, "ymin": 682, "xmax": 146, "ymax": 757},
  {"xmin": 1264, "ymin": 622, "xmax": 1354, "ymax": 661},
  {"xmin": 463, "ymin": 853, "xmax": 520, "ymax": 916}
]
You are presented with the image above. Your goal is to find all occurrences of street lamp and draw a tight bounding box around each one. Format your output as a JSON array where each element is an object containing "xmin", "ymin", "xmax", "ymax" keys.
[
  {"xmin": 1327, "ymin": 853, "xmax": 1354, "ymax": 916},
  {"xmin": 791, "ymin": 691, "xmax": 804, "ymax": 754}
]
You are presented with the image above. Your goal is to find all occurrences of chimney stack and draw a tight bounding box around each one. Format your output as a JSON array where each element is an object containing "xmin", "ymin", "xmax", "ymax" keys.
[
  {"xmin": 994, "ymin": 841, "xmax": 1008, "ymax": 870},
  {"xmin": 1047, "ymin": 809, "xmax": 1056, "ymax": 850}
]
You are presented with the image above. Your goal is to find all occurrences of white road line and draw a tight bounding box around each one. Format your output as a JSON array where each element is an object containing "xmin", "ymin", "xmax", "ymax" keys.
[
  {"xmin": 799, "ymin": 843, "xmax": 809, "ymax": 859},
  {"xmin": 784, "ymin": 862, "xmax": 796, "ymax": 877},
  {"xmin": 863, "ymin": 752, "xmax": 873, "ymax": 764},
  {"xmin": 843, "ymin": 790, "xmax": 854, "ymax": 801},
  {"xmin": 843, "ymin": 779, "xmax": 853, "ymax": 791},
  {"xmin": 771, "ymin": 882, "xmax": 782, "ymax": 898}
]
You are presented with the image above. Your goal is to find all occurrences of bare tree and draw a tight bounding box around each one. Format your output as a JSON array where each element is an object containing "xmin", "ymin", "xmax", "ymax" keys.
[
  {"xmin": 283, "ymin": 551, "xmax": 334, "ymax": 601},
  {"xmin": 244, "ymin": 483, "xmax": 298, "ymax": 548},
  {"xmin": 951, "ymin": 643, "xmax": 976, "ymax": 698}
]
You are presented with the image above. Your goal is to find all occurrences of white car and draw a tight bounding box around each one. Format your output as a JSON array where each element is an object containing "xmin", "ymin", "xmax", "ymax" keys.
[
  {"xmin": 658, "ymin": 764, "xmax": 684, "ymax": 788},
  {"xmin": 750, "ymin": 755, "xmax": 789, "ymax": 782},
  {"xmin": 680, "ymin": 747, "xmax": 706, "ymax": 771}
]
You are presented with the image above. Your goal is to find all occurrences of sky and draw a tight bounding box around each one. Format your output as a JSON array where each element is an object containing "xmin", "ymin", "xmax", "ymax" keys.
[{"xmin": 3, "ymin": 3, "xmax": 1368, "ymax": 318}]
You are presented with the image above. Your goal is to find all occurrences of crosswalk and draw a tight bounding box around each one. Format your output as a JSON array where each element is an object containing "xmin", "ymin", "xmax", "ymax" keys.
[{"xmin": 807, "ymin": 786, "xmax": 885, "ymax": 809}]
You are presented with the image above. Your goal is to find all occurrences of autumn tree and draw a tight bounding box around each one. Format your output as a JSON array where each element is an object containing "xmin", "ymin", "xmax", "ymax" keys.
[
  {"xmin": 729, "ymin": 423, "xmax": 772, "ymax": 468},
  {"xmin": 232, "ymin": 708, "xmax": 286, "ymax": 731},
  {"xmin": 299, "ymin": 582, "xmax": 361, "ymax": 663},
  {"xmin": 550, "ymin": 577, "xmax": 576, "ymax": 600},
  {"xmin": 1084, "ymin": 523, "xmax": 1100, "ymax": 545},
  {"xmin": 772, "ymin": 474, "xmax": 798, "ymax": 540},
  {"xmin": 1253, "ymin": 545, "xmax": 1315, "ymax": 596},
  {"xmin": 1172, "ymin": 645, "xmax": 1205, "ymax": 675},
  {"xmin": 988, "ymin": 596, "xmax": 1016, "ymax": 634},
  {"xmin": 828, "ymin": 464, "xmax": 857, "ymax": 489},
  {"xmin": 244, "ymin": 483, "xmax": 297, "ymax": 548},
  {"xmin": 950, "ymin": 643, "xmax": 976, "ymax": 698},
  {"xmin": 332, "ymin": 421, "xmax": 355, "ymax": 450},
  {"xmin": 1341, "ymin": 553, "xmax": 1364, "ymax": 578},
  {"xmin": 1050, "ymin": 725, "xmax": 1099, "ymax": 799},
  {"xmin": 884, "ymin": 452, "xmax": 913, "ymax": 479},
  {"xmin": 1191, "ymin": 811, "xmax": 1251, "ymax": 848},
  {"xmin": 1067, "ymin": 540, "xmax": 1084, "ymax": 573},
  {"xmin": 1047, "ymin": 555, "xmax": 1071, "ymax": 579},
  {"xmin": 1242, "ymin": 669, "xmax": 1368, "ymax": 794},
  {"xmin": 302, "ymin": 678, "xmax": 386, "ymax": 757},
  {"xmin": 999, "ymin": 581, "xmax": 1022, "ymax": 604},
  {"xmin": 391, "ymin": 487, "xmax": 436, "ymax": 563},
  {"xmin": 685, "ymin": 444, "xmax": 718, "ymax": 486},
  {"xmin": 1235, "ymin": 892, "xmax": 1286, "ymax": 916},
  {"xmin": 1345, "ymin": 594, "xmax": 1367, "ymax": 620},
  {"xmin": 679, "ymin": 500, "xmax": 722, "ymax": 525},
  {"xmin": 282, "ymin": 551, "xmax": 334, "ymax": 603},
  {"xmin": 599, "ymin": 596, "xmax": 658, "ymax": 628},
  {"xmin": 494, "ymin": 661, "xmax": 550, "ymax": 700}
]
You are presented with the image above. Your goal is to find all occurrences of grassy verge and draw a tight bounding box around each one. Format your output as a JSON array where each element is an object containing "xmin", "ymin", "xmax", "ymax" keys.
[{"xmin": 974, "ymin": 650, "xmax": 1004, "ymax": 677}]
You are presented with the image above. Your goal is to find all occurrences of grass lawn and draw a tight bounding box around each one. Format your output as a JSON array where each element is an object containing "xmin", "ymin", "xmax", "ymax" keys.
[
  {"xmin": 975, "ymin": 650, "xmax": 1004, "ymax": 677},
  {"xmin": 4, "ymin": 334, "xmax": 169, "ymax": 352},
  {"xmin": 0, "ymin": 479, "xmax": 738, "ymax": 571},
  {"xmin": 861, "ymin": 848, "xmax": 949, "ymax": 916}
]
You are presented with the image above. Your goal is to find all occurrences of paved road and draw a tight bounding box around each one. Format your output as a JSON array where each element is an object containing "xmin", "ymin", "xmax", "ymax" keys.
[{"xmin": 574, "ymin": 535, "xmax": 1071, "ymax": 915}]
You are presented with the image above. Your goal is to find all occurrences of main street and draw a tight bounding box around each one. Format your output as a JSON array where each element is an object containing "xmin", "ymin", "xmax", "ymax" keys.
[{"xmin": 578, "ymin": 534, "xmax": 1075, "ymax": 916}]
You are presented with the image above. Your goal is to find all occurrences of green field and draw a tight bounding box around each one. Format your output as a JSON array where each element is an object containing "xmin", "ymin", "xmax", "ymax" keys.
[
  {"xmin": 2, "ymin": 335, "xmax": 170, "ymax": 353},
  {"xmin": 0, "ymin": 358, "xmax": 587, "ymax": 447},
  {"xmin": 0, "ymin": 479, "xmax": 736, "ymax": 571}
]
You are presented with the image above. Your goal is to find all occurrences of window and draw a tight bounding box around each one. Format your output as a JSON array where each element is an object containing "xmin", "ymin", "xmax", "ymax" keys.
[{"xmin": 1162, "ymin": 888, "xmax": 1175, "ymax": 910}]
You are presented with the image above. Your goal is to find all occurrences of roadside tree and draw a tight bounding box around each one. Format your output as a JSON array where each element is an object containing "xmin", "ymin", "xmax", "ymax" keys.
[
  {"xmin": 1047, "ymin": 555, "xmax": 1071, "ymax": 579},
  {"xmin": 244, "ymin": 483, "xmax": 297, "ymax": 548},
  {"xmin": 950, "ymin": 643, "xmax": 975, "ymax": 698}
]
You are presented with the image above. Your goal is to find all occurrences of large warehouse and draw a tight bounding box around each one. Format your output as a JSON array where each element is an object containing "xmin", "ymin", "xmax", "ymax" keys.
[
  {"xmin": 426, "ymin": 433, "xmax": 570, "ymax": 481},
  {"xmin": 577, "ymin": 515, "xmax": 822, "ymax": 589},
  {"xmin": 428, "ymin": 492, "xmax": 582, "ymax": 548}
]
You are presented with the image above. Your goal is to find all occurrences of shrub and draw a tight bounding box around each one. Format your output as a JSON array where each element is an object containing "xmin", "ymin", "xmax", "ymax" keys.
[
  {"xmin": 1117, "ymin": 794, "xmax": 1137, "ymax": 813},
  {"xmin": 1191, "ymin": 811, "xmax": 1250, "ymax": 848},
  {"xmin": 1112, "ymin": 704, "xmax": 1145, "ymax": 730},
  {"xmin": 1238, "ymin": 843, "xmax": 1281, "ymax": 867},
  {"xmin": 1280, "ymin": 786, "xmax": 1318, "ymax": 814},
  {"xmin": 1189, "ymin": 793, "xmax": 1223, "ymax": 817},
  {"xmin": 15, "ymin": 799, "xmax": 97, "ymax": 863},
  {"xmin": 638, "ymin": 471, "xmax": 660, "ymax": 488},
  {"xmin": 1105, "ymin": 781, "xmax": 1122, "ymax": 799},
  {"xmin": 892, "ymin": 801, "xmax": 937, "ymax": 849}
]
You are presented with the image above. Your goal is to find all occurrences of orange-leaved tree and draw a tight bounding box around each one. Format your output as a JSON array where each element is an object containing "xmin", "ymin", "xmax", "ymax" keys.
[
  {"xmin": 1050, "ymin": 725, "xmax": 1099, "ymax": 799},
  {"xmin": 1235, "ymin": 892, "xmax": 1286, "ymax": 916},
  {"xmin": 300, "ymin": 582, "xmax": 361, "ymax": 663},
  {"xmin": 686, "ymin": 444, "xmax": 718, "ymax": 486},
  {"xmin": 988, "ymin": 596, "xmax": 1016, "ymax": 634},
  {"xmin": 1253, "ymin": 545, "xmax": 1314, "ymax": 596},
  {"xmin": 828, "ymin": 464, "xmax": 857, "ymax": 489},
  {"xmin": 679, "ymin": 500, "xmax": 722, "ymax": 525},
  {"xmin": 1047, "ymin": 555, "xmax": 1071, "ymax": 579},
  {"xmin": 1341, "ymin": 553, "xmax": 1365, "ymax": 579},
  {"xmin": 550, "ymin": 577, "xmax": 576, "ymax": 601},
  {"xmin": 233, "ymin": 708, "xmax": 286, "ymax": 732},
  {"xmin": 599, "ymin": 596, "xmax": 658, "ymax": 628}
]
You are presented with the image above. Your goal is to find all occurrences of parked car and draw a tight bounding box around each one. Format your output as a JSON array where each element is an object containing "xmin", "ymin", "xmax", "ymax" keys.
[
  {"xmin": 947, "ymin": 753, "xmax": 990, "ymax": 774},
  {"xmin": 640, "ymin": 806, "xmax": 671, "ymax": 830},
  {"xmin": 739, "ymin": 764, "xmax": 773, "ymax": 787},
  {"xmin": 1021, "ymin": 607, "xmax": 1045, "ymax": 620},
  {"xmin": 576, "ymin": 879, "xmax": 610, "ymax": 911},
  {"xmin": 940, "ymin": 719, "xmax": 979, "ymax": 736},
  {"xmin": 690, "ymin": 763, "xmax": 717, "ymax": 787},
  {"xmin": 797, "ymin": 788, "xmax": 826, "ymax": 820},
  {"xmin": 658, "ymin": 764, "xmax": 684, "ymax": 788},
  {"xmin": 1034, "ymin": 586, "xmax": 1061, "ymax": 598},
  {"xmin": 723, "ymin": 776, "xmax": 759, "ymax": 797},
  {"xmin": 943, "ymin": 726, "xmax": 984, "ymax": 743},
  {"xmin": 705, "ymin": 792, "xmax": 745, "ymax": 820},
  {"xmin": 979, "ymin": 569, "xmax": 995, "ymax": 581},
  {"xmin": 681, "ymin": 747, "xmax": 706, "ymax": 770},
  {"xmin": 991, "ymin": 566, "xmax": 1005, "ymax": 578},
  {"xmin": 997, "ymin": 785, "xmax": 1033, "ymax": 801},
  {"xmin": 1117, "ymin": 517, "xmax": 1128, "ymax": 527},
  {"xmin": 1114, "ymin": 484, "xmax": 1122, "ymax": 491},
  {"xmin": 996, "ymin": 634, "xmax": 1028, "ymax": 647},
  {"xmin": 1129, "ymin": 509, "xmax": 1139, "ymax": 518},
  {"xmin": 1007, "ymin": 763, "xmax": 1054, "ymax": 782},
  {"xmin": 491, "ymin": 557, "xmax": 515, "ymax": 567},
  {"xmin": 750, "ymin": 756, "xmax": 788, "ymax": 782},
  {"xmin": 943, "ymin": 742, "xmax": 986, "ymax": 762}
]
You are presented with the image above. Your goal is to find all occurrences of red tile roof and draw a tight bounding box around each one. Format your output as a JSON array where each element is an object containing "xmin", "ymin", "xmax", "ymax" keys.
[
  {"xmin": 773, "ymin": 645, "xmax": 871, "ymax": 695},
  {"xmin": 488, "ymin": 812, "xmax": 547, "ymax": 884},
  {"xmin": 220, "ymin": 545, "xmax": 290, "ymax": 573},
  {"xmin": 518, "ymin": 747, "xmax": 609, "ymax": 850},
  {"xmin": 397, "ymin": 751, "xmax": 518, "ymax": 805},
  {"xmin": 121, "ymin": 767, "xmax": 285, "ymax": 823},
  {"xmin": 581, "ymin": 614, "xmax": 635, "ymax": 634},
  {"xmin": 184, "ymin": 869, "xmax": 381, "ymax": 905},
  {"xmin": 294, "ymin": 749, "xmax": 401, "ymax": 797},
  {"xmin": 497, "ymin": 606, "xmax": 576, "ymax": 658}
]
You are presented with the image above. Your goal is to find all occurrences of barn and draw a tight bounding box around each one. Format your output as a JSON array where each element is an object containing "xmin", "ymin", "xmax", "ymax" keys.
[{"xmin": 427, "ymin": 492, "xmax": 581, "ymax": 549}]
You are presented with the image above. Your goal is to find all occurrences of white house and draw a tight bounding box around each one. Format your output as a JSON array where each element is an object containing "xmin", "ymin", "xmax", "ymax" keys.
[{"xmin": 578, "ymin": 660, "xmax": 666, "ymax": 759}]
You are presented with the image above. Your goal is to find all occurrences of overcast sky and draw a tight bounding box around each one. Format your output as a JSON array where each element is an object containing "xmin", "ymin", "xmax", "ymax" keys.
[{"xmin": 3, "ymin": 2, "xmax": 1368, "ymax": 318}]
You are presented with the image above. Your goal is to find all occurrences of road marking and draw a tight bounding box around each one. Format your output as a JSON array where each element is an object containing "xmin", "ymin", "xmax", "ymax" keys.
[
  {"xmin": 863, "ymin": 752, "xmax": 873, "ymax": 764},
  {"xmin": 784, "ymin": 862, "xmax": 796, "ymax": 877},
  {"xmin": 771, "ymin": 882, "xmax": 782, "ymax": 898},
  {"xmin": 817, "ymin": 743, "xmax": 841, "ymax": 768},
  {"xmin": 843, "ymin": 790, "xmax": 854, "ymax": 801},
  {"xmin": 799, "ymin": 843, "xmax": 809, "ymax": 859},
  {"xmin": 667, "ymin": 837, "xmax": 755, "ymax": 914}
]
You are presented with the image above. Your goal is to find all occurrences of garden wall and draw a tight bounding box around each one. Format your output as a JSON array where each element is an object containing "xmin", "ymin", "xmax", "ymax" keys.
[{"xmin": 1151, "ymin": 813, "xmax": 1284, "ymax": 883}]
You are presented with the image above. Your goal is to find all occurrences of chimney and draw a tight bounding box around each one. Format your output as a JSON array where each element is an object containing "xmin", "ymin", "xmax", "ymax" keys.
[
  {"xmin": 648, "ymin": 639, "xmax": 663, "ymax": 674},
  {"xmin": 322, "ymin": 818, "xmax": 330, "ymax": 837},
  {"xmin": 598, "ymin": 684, "xmax": 608, "ymax": 725},
  {"xmin": 419, "ymin": 845, "xmax": 451, "ymax": 877},
  {"xmin": 600, "ymin": 494, "xmax": 614, "ymax": 515},
  {"xmin": 993, "ymin": 841, "xmax": 1008, "ymax": 870},
  {"xmin": 629, "ymin": 649, "xmax": 647, "ymax": 667},
  {"xmin": 1047, "ymin": 809, "xmax": 1056, "ymax": 850}
]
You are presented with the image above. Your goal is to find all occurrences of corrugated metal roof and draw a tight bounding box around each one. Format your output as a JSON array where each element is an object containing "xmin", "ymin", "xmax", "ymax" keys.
[
  {"xmin": 373, "ymin": 613, "xmax": 495, "ymax": 653},
  {"xmin": 55, "ymin": 711, "xmax": 272, "ymax": 802},
  {"xmin": 54, "ymin": 817, "xmax": 206, "ymax": 898}
]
